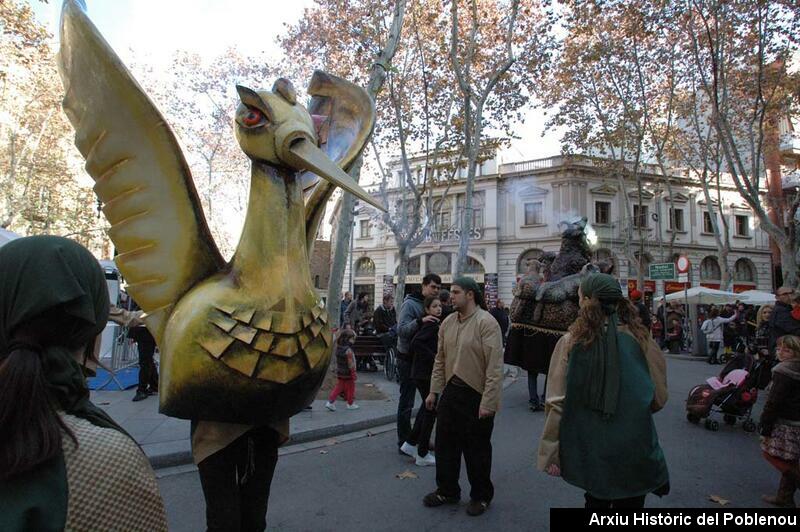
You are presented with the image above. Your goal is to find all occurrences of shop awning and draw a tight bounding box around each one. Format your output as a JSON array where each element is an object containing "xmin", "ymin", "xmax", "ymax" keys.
[{"xmin": 664, "ymin": 286, "xmax": 739, "ymax": 305}]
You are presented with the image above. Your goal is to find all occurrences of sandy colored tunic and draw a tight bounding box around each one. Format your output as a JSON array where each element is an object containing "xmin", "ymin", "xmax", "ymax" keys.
[
  {"xmin": 430, "ymin": 308, "xmax": 505, "ymax": 413},
  {"xmin": 192, "ymin": 419, "xmax": 291, "ymax": 464}
]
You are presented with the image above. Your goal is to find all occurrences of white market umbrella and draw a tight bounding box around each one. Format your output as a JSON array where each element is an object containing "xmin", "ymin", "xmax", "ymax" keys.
[
  {"xmin": 736, "ymin": 290, "xmax": 776, "ymax": 306},
  {"xmin": 0, "ymin": 228, "xmax": 21, "ymax": 247},
  {"xmin": 664, "ymin": 286, "xmax": 739, "ymax": 305}
]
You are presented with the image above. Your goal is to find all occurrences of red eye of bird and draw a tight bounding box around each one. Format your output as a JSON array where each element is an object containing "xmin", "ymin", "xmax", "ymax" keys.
[{"xmin": 243, "ymin": 108, "xmax": 264, "ymax": 127}]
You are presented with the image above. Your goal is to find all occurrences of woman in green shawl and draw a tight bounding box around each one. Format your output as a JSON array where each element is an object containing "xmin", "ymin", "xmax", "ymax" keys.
[
  {"xmin": 537, "ymin": 273, "xmax": 669, "ymax": 508},
  {"xmin": 0, "ymin": 236, "xmax": 166, "ymax": 531}
]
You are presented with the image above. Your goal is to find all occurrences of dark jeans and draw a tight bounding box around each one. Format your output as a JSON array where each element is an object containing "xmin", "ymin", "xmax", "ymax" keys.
[
  {"xmin": 435, "ymin": 379, "xmax": 495, "ymax": 502},
  {"xmin": 527, "ymin": 372, "xmax": 547, "ymax": 407},
  {"xmin": 584, "ymin": 493, "xmax": 646, "ymax": 508},
  {"xmin": 407, "ymin": 378, "xmax": 436, "ymax": 457},
  {"xmin": 707, "ymin": 341, "xmax": 721, "ymax": 364},
  {"xmin": 197, "ymin": 426, "xmax": 280, "ymax": 532},
  {"xmin": 129, "ymin": 327, "xmax": 158, "ymax": 393},
  {"xmin": 396, "ymin": 356, "xmax": 420, "ymax": 447}
]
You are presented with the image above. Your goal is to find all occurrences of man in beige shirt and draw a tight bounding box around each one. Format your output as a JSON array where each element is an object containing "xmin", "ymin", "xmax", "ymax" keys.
[{"xmin": 423, "ymin": 277, "xmax": 504, "ymax": 517}]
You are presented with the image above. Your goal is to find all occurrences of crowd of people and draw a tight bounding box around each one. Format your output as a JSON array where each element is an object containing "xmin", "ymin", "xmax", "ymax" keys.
[
  {"xmin": 2, "ymin": 234, "xmax": 799, "ymax": 532},
  {"xmin": 645, "ymin": 291, "xmax": 800, "ymax": 363},
  {"xmin": 638, "ymin": 286, "xmax": 800, "ymax": 508}
]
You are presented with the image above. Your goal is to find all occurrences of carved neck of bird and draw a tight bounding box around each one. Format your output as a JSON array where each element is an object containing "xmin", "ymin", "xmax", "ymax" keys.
[{"xmin": 231, "ymin": 161, "xmax": 312, "ymax": 306}]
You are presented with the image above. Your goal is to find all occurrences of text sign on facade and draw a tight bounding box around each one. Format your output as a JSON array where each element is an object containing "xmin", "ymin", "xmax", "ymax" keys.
[
  {"xmin": 424, "ymin": 227, "xmax": 483, "ymax": 243},
  {"xmin": 649, "ymin": 263, "xmax": 676, "ymax": 280}
]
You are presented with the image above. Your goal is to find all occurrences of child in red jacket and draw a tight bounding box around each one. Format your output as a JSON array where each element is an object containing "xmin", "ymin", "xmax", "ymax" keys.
[{"xmin": 326, "ymin": 329, "xmax": 359, "ymax": 411}]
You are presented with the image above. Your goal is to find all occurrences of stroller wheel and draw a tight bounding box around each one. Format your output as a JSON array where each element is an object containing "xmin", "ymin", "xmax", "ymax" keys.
[
  {"xmin": 742, "ymin": 420, "xmax": 757, "ymax": 433},
  {"xmin": 687, "ymin": 413, "xmax": 701, "ymax": 424},
  {"xmin": 708, "ymin": 420, "xmax": 720, "ymax": 432},
  {"xmin": 723, "ymin": 415, "xmax": 737, "ymax": 426}
]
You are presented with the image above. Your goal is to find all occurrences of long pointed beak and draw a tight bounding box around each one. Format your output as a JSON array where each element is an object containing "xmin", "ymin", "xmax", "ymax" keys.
[{"xmin": 285, "ymin": 138, "xmax": 386, "ymax": 212}]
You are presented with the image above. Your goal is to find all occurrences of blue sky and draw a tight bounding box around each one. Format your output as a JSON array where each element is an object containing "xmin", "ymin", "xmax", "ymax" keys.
[{"xmin": 28, "ymin": 0, "xmax": 560, "ymax": 161}]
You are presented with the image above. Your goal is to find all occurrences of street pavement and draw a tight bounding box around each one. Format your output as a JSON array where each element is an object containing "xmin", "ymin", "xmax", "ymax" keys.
[
  {"xmin": 157, "ymin": 357, "xmax": 779, "ymax": 531},
  {"xmin": 91, "ymin": 370, "xmax": 405, "ymax": 468}
]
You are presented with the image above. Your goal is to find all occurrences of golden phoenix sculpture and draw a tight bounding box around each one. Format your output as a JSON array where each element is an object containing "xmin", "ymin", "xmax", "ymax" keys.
[{"xmin": 58, "ymin": 0, "xmax": 382, "ymax": 424}]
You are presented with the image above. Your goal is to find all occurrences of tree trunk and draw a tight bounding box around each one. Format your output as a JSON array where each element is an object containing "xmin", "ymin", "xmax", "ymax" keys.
[
  {"xmin": 780, "ymin": 240, "xmax": 799, "ymax": 288},
  {"xmin": 456, "ymin": 137, "xmax": 479, "ymax": 276},
  {"xmin": 395, "ymin": 243, "xmax": 409, "ymax": 304},
  {"xmin": 325, "ymin": 0, "xmax": 406, "ymax": 325},
  {"xmin": 326, "ymin": 175, "xmax": 359, "ymax": 327}
]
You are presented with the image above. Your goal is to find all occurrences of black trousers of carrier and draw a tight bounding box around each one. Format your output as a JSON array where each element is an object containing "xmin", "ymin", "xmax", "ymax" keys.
[
  {"xmin": 197, "ymin": 426, "xmax": 281, "ymax": 532},
  {"xmin": 434, "ymin": 377, "xmax": 495, "ymax": 502}
]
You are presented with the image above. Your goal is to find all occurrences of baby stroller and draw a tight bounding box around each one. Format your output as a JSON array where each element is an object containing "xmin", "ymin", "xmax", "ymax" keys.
[{"xmin": 685, "ymin": 349, "xmax": 772, "ymax": 432}]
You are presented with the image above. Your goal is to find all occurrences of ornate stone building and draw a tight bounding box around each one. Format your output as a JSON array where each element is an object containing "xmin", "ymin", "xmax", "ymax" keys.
[{"xmin": 331, "ymin": 152, "xmax": 776, "ymax": 308}]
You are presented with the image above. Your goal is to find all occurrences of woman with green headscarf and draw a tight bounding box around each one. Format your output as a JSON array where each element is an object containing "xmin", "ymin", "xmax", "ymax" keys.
[
  {"xmin": 537, "ymin": 273, "xmax": 669, "ymax": 508},
  {"xmin": 0, "ymin": 236, "xmax": 166, "ymax": 531}
]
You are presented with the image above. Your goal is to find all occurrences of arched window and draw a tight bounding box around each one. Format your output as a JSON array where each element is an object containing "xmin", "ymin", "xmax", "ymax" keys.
[
  {"xmin": 700, "ymin": 256, "xmax": 721, "ymax": 280},
  {"xmin": 355, "ymin": 257, "xmax": 375, "ymax": 278},
  {"xmin": 427, "ymin": 252, "xmax": 451, "ymax": 275},
  {"xmin": 464, "ymin": 256, "xmax": 485, "ymax": 274},
  {"xmin": 517, "ymin": 248, "xmax": 544, "ymax": 274},
  {"xmin": 734, "ymin": 258, "xmax": 756, "ymax": 283},
  {"xmin": 395, "ymin": 256, "xmax": 421, "ymax": 275}
]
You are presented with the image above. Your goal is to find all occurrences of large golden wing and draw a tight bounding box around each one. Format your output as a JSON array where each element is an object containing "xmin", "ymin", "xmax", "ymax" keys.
[
  {"xmin": 58, "ymin": 0, "xmax": 224, "ymax": 343},
  {"xmin": 303, "ymin": 71, "xmax": 376, "ymax": 252}
]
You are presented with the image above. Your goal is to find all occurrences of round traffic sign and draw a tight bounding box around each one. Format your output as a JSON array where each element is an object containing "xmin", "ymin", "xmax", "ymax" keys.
[{"xmin": 676, "ymin": 256, "xmax": 690, "ymax": 273}]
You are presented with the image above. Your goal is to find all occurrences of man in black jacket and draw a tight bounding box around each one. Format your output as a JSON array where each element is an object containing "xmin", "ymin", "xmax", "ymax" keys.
[
  {"xmin": 769, "ymin": 287, "xmax": 800, "ymax": 353},
  {"xmin": 396, "ymin": 274, "xmax": 442, "ymax": 454},
  {"xmin": 489, "ymin": 299, "xmax": 509, "ymax": 346},
  {"xmin": 439, "ymin": 289, "xmax": 455, "ymax": 320},
  {"xmin": 630, "ymin": 290, "xmax": 651, "ymax": 329},
  {"xmin": 373, "ymin": 294, "xmax": 397, "ymax": 334}
]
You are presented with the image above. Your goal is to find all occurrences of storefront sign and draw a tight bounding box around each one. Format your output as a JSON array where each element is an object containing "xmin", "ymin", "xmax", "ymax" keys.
[
  {"xmin": 393, "ymin": 273, "xmax": 485, "ymax": 284},
  {"xmin": 627, "ymin": 279, "xmax": 656, "ymax": 293},
  {"xmin": 733, "ymin": 284, "xmax": 755, "ymax": 294},
  {"xmin": 665, "ymin": 281, "xmax": 691, "ymax": 294},
  {"xmin": 424, "ymin": 227, "xmax": 483, "ymax": 243},
  {"xmin": 700, "ymin": 282, "xmax": 721, "ymax": 289},
  {"xmin": 395, "ymin": 275, "xmax": 423, "ymax": 284}
]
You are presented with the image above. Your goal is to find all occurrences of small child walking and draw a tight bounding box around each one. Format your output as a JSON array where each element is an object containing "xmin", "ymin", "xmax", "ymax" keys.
[{"xmin": 326, "ymin": 329, "xmax": 359, "ymax": 411}]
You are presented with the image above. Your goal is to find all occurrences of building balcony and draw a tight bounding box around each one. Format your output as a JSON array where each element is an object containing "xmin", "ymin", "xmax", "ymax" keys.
[
  {"xmin": 498, "ymin": 154, "xmax": 667, "ymax": 177},
  {"xmin": 780, "ymin": 132, "xmax": 800, "ymax": 159}
]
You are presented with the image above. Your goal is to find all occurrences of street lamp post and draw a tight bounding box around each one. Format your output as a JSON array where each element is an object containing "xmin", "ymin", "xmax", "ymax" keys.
[{"xmin": 348, "ymin": 201, "xmax": 359, "ymax": 295}]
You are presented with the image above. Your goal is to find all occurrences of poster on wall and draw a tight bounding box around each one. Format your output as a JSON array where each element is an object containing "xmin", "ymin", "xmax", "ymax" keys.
[
  {"xmin": 383, "ymin": 275, "xmax": 394, "ymax": 298},
  {"xmin": 485, "ymin": 273, "xmax": 499, "ymax": 309}
]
